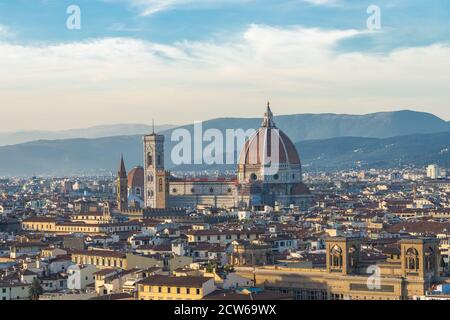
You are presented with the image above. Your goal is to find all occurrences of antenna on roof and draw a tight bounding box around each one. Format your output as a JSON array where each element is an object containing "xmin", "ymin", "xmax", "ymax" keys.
[{"xmin": 152, "ymin": 119, "xmax": 155, "ymax": 134}]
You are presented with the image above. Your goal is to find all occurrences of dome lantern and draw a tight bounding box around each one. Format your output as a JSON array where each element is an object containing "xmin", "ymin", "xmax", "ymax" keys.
[{"xmin": 262, "ymin": 101, "xmax": 276, "ymax": 128}]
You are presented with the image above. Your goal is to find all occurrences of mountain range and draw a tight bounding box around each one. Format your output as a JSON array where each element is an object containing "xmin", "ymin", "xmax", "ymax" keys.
[
  {"xmin": 0, "ymin": 110, "xmax": 449, "ymax": 176},
  {"xmin": 2, "ymin": 110, "xmax": 449, "ymax": 147},
  {"xmin": 0, "ymin": 124, "xmax": 175, "ymax": 147}
]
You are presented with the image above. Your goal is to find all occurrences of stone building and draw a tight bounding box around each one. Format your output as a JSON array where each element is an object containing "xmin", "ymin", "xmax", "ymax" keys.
[
  {"xmin": 229, "ymin": 240, "xmax": 274, "ymax": 266},
  {"xmin": 234, "ymin": 236, "xmax": 441, "ymax": 300}
]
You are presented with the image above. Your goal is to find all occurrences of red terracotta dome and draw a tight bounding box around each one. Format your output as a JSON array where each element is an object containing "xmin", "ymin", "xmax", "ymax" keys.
[
  {"xmin": 127, "ymin": 166, "xmax": 144, "ymax": 189},
  {"xmin": 238, "ymin": 105, "xmax": 301, "ymax": 166}
]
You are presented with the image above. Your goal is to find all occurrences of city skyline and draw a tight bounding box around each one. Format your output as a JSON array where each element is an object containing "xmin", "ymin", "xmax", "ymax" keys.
[
  {"xmin": 2, "ymin": 0, "xmax": 450, "ymax": 305},
  {"xmin": 0, "ymin": 0, "xmax": 449, "ymax": 131}
]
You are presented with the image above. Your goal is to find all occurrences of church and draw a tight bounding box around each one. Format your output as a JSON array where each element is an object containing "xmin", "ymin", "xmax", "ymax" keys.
[{"xmin": 117, "ymin": 104, "xmax": 312, "ymax": 212}]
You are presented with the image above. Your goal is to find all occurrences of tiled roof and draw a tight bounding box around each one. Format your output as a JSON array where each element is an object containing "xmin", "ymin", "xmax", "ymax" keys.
[{"xmin": 138, "ymin": 275, "xmax": 212, "ymax": 287}]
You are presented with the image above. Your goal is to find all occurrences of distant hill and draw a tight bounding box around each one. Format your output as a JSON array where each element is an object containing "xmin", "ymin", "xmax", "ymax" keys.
[
  {"xmin": 0, "ymin": 110, "xmax": 449, "ymax": 147},
  {"xmin": 297, "ymin": 133, "xmax": 450, "ymax": 170},
  {"xmin": 276, "ymin": 110, "xmax": 450, "ymax": 141},
  {"xmin": 152, "ymin": 110, "xmax": 450, "ymax": 144},
  {"xmin": 0, "ymin": 131, "xmax": 449, "ymax": 176},
  {"xmin": 0, "ymin": 124, "xmax": 175, "ymax": 146}
]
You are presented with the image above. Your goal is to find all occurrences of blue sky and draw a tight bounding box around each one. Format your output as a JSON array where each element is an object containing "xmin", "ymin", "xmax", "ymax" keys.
[
  {"xmin": 2, "ymin": 0, "xmax": 449, "ymax": 49},
  {"xmin": 0, "ymin": 0, "xmax": 449, "ymax": 130}
]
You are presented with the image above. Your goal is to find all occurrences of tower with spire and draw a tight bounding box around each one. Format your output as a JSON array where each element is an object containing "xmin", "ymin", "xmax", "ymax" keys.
[{"xmin": 117, "ymin": 154, "xmax": 128, "ymax": 212}]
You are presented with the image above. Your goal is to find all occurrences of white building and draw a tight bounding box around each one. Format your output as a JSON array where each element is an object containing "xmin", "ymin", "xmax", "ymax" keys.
[
  {"xmin": 222, "ymin": 273, "xmax": 254, "ymax": 290},
  {"xmin": 0, "ymin": 282, "xmax": 30, "ymax": 300},
  {"xmin": 0, "ymin": 203, "xmax": 13, "ymax": 217},
  {"xmin": 237, "ymin": 211, "xmax": 252, "ymax": 221},
  {"xmin": 45, "ymin": 257, "xmax": 75, "ymax": 275},
  {"xmin": 67, "ymin": 264, "xmax": 98, "ymax": 290},
  {"xmin": 427, "ymin": 164, "xmax": 441, "ymax": 179}
]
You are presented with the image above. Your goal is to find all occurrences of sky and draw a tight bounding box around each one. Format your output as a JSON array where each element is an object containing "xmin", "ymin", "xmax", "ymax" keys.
[{"xmin": 0, "ymin": 0, "xmax": 449, "ymax": 131}]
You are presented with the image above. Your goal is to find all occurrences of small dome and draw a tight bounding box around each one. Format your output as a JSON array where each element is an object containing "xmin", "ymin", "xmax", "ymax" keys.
[{"xmin": 127, "ymin": 166, "xmax": 144, "ymax": 188}]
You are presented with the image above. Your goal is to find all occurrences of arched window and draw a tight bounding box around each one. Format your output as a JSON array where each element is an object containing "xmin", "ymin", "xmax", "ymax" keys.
[
  {"xmin": 330, "ymin": 245, "xmax": 343, "ymax": 269},
  {"xmin": 158, "ymin": 178, "xmax": 163, "ymax": 192},
  {"xmin": 406, "ymin": 248, "xmax": 419, "ymax": 271}
]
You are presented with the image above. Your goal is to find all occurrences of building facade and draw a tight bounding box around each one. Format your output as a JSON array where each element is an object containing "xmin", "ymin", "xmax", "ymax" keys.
[
  {"xmin": 137, "ymin": 275, "xmax": 216, "ymax": 300},
  {"xmin": 235, "ymin": 237, "xmax": 441, "ymax": 300}
]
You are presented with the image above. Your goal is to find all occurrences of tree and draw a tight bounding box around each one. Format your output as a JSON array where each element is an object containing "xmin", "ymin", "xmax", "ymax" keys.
[
  {"xmin": 29, "ymin": 278, "xmax": 43, "ymax": 300},
  {"xmin": 223, "ymin": 264, "xmax": 235, "ymax": 273},
  {"xmin": 206, "ymin": 261, "xmax": 217, "ymax": 273}
]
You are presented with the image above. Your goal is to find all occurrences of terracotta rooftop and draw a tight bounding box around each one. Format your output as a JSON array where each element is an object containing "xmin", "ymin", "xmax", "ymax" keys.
[{"xmin": 138, "ymin": 275, "xmax": 213, "ymax": 288}]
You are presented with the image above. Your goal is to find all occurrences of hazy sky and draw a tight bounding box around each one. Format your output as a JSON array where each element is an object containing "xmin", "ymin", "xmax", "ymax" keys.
[{"xmin": 0, "ymin": 0, "xmax": 449, "ymax": 131}]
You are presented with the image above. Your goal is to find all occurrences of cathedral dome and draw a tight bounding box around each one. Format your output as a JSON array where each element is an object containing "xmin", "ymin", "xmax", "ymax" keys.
[
  {"xmin": 238, "ymin": 104, "xmax": 301, "ymax": 167},
  {"xmin": 128, "ymin": 166, "xmax": 144, "ymax": 189}
]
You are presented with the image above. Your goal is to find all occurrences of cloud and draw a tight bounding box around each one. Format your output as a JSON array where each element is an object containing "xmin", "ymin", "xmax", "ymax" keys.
[
  {"xmin": 128, "ymin": 0, "xmax": 191, "ymax": 15},
  {"xmin": 0, "ymin": 24, "xmax": 449, "ymax": 130},
  {"xmin": 0, "ymin": 25, "xmax": 13, "ymax": 38},
  {"xmin": 111, "ymin": 0, "xmax": 250, "ymax": 16},
  {"xmin": 299, "ymin": 0, "xmax": 338, "ymax": 6},
  {"xmin": 107, "ymin": 23, "xmax": 144, "ymax": 32}
]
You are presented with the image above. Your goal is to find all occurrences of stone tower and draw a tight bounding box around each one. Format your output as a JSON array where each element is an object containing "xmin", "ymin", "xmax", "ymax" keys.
[
  {"xmin": 400, "ymin": 238, "xmax": 440, "ymax": 280},
  {"xmin": 117, "ymin": 154, "xmax": 128, "ymax": 212},
  {"xmin": 143, "ymin": 132, "xmax": 169, "ymax": 209},
  {"xmin": 326, "ymin": 237, "xmax": 361, "ymax": 275}
]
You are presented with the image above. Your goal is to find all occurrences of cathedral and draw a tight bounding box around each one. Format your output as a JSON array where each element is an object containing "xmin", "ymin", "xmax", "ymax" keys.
[{"xmin": 117, "ymin": 104, "xmax": 312, "ymax": 212}]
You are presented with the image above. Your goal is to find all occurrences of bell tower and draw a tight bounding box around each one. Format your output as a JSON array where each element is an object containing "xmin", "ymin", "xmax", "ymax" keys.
[
  {"xmin": 143, "ymin": 130, "xmax": 169, "ymax": 209},
  {"xmin": 117, "ymin": 154, "xmax": 128, "ymax": 212},
  {"xmin": 400, "ymin": 238, "xmax": 439, "ymax": 279},
  {"xmin": 326, "ymin": 237, "xmax": 361, "ymax": 275}
]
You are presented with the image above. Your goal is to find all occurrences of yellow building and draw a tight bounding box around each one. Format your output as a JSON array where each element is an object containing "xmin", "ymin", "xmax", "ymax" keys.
[
  {"xmin": 70, "ymin": 213, "xmax": 110, "ymax": 225},
  {"xmin": 186, "ymin": 229, "xmax": 262, "ymax": 245},
  {"xmin": 55, "ymin": 223, "xmax": 103, "ymax": 234},
  {"xmin": 22, "ymin": 216, "xmax": 140, "ymax": 236},
  {"xmin": 22, "ymin": 218, "xmax": 102, "ymax": 235},
  {"xmin": 235, "ymin": 236, "xmax": 442, "ymax": 300},
  {"xmin": 70, "ymin": 250, "xmax": 190, "ymax": 272},
  {"xmin": 71, "ymin": 249, "xmax": 127, "ymax": 269},
  {"xmin": 22, "ymin": 217, "xmax": 57, "ymax": 232},
  {"xmin": 137, "ymin": 275, "xmax": 215, "ymax": 300}
]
